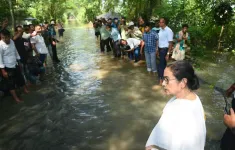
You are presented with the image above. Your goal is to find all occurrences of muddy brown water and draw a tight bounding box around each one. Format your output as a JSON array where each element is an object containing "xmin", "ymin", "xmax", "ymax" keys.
[{"xmin": 0, "ymin": 26, "xmax": 234, "ymax": 150}]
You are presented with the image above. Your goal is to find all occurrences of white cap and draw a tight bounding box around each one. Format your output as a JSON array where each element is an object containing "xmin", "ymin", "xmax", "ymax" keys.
[
  {"xmin": 51, "ymin": 21, "xmax": 55, "ymax": 25},
  {"xmin": 128, "ymin": 21, "xmax": 134, "ymax": 27}
]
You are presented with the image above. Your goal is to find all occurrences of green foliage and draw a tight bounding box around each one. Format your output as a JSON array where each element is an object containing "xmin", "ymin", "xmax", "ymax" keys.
[
  {"xmin": 148, "ymin": 0, "xmax": 235, "ymax": 54},
  {"xmin": 0, "ymin": 1, "xmax": 9, "ymax": 21},
  {"xmin": 1, "ymin": 0, "xmax": 235, "ymax": 56},
  {"xmin": 25, "ymin": 0, "xmax": 102, "ymax": 23},
  {"xmin": 214, "ymin": 2, "xmax": 234, "ymax": 26},
  {"xmin": 26, "ymin": 0, "xmax": 68, "ymax": 22}
]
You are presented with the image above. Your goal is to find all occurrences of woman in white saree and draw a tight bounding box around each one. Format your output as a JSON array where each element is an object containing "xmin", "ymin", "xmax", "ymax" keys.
[{"xmin": 145, "ymin": 61, "xmax": 206, "ymax": 150}]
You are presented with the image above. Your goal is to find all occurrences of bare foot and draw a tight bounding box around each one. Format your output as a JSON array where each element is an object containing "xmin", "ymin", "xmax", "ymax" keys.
[
  {"xmin": 24, "ymin": 86, "xmax": 30, "ymax": 94},
  {"xmin": 15, "ymin": 98, "xmax": 23, "ymax": 103},
  {"xmin": 24, "ymin": 89, "xmax": 30, "ymax": 94}
]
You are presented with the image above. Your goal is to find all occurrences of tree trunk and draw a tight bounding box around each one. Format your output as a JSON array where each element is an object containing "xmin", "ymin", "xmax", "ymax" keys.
[
  {"xmin": 218, "ymin": 25, "xmax": 224, "ymax": 50},
  {"xmin": 7, "ymin": 0, "xmax": 15, "ymax": 30},
  {"xmin": 149, "ymin": 0, "xmax": 155, "ymax": 18}
]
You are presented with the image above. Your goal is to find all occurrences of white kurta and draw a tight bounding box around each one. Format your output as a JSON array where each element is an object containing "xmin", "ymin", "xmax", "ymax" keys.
[
  {"xmin": 146, "ymin": 95, "xmax": 206, "ymax": 150},
  {"xmin": 0, "ymin": 40, "xmax": 20, "ymax": 68},
  {"xmin": 30, "ymin": 35, "xmax": 49, "ymax": 54}
]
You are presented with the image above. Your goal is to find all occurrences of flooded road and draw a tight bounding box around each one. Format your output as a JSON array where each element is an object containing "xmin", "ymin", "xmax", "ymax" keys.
[{"xmin": 0, "ymin": 26, "xmax": 234, "ymax": 150}]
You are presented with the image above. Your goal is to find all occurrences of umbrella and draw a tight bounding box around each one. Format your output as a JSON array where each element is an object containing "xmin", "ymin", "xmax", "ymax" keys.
[
  {"xmin": 24, "ymin": 17, "xmax": 37, "ymax": 20},
  {"xmin": 96, "ymin": 12, "xmax": 120, "ymax": 19}
]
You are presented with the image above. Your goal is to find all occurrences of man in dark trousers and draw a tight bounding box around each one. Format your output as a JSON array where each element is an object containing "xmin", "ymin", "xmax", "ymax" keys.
[
  {"xmin": 0, "ymin": 29, "xmax": 28, "ymax": 103},
  {"xmin": 157, "ymin": 17, "xmax": 173, "ymax": 85},
  {"xmin": 48, "ymin": 20, "xmax": 60, "ymax": 62}
]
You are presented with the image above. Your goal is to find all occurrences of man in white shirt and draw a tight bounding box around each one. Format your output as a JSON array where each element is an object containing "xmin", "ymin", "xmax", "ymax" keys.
[
  {"xmin": 30, "ymin": 25, "xmax": 49, "ymax": 64},
  {"xmin": 0, "ymin": 29, "xmax": 27, "ymax": 103},
  {"xmin": 157, "ymin": 17, "xmax": 173, "ymax": 85},
  {"xmin": 120, "ymin": 38, "xmax": 144, "ymax": 63},
  {"xmin": 126, "ymin": 21, "xmax": 143, "ymax": 40}
]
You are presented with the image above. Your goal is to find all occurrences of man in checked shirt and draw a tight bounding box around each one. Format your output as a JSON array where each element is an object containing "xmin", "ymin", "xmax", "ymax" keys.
[{"xmin": 142, "ymin": 22, "xmax": 158, "ymax": 76}]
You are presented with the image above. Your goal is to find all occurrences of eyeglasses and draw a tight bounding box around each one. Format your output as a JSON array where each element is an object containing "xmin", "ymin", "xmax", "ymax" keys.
[{"xmin": 163, "ymin": 77, "xmax": 176, "ymax": 84}]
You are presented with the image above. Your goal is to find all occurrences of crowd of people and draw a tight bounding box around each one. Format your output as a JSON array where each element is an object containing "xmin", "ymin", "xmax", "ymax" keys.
[
  {"xmin": 93, "ymin": 16, "xmax": 190, "ymax": 85},
  {"xmin": 93, "ymin": 16, "xmax": 235, "ymax": 150},
  {"xmin": 0, "ymin": 18, "xmax": 64, "ymax": 103},
  {"xmin": 0, "ymin": 14, "xmax": 234, "ymax": 149}
]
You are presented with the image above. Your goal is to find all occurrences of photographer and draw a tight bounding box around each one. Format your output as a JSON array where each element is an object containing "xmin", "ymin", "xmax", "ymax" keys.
[{"xmin": 221, "ymin": 83, "xmax": 235, "ymax": 150}]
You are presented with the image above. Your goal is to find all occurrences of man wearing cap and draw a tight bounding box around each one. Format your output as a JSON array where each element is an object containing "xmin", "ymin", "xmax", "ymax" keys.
[
  {"xmin": 157, "ymin": 17, "xmax": 173, "ymax": 85},
  {"xmin": 48, "ymin": 20, "xmax": 60, "ymax": 62},
  {"xmin": 120, "ymin": 38, "xmax": 144, "ymax": 63},
  {"xmin": 126, "ymin": 21, "xmax": 142, "ymax": 40}
]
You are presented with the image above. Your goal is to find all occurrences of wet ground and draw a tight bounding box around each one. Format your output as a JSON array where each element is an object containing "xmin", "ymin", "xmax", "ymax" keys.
[{"xmin": 0, "ymin": 26, "xmax": 234, "ymax": 150}]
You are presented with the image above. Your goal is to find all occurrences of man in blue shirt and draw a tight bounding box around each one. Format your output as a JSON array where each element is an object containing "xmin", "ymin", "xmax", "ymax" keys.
[{"xmin": 142, "ymin": 22, "xmax": 158, "ymax": 75}]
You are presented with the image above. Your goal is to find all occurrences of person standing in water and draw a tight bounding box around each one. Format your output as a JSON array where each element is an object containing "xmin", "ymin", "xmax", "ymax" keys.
[
  {"xmin": 106, "ymin": 24, "xmax": 121, "ymax": 58},
  {"xmin": 48, "ymin": 20, "xmax": 60, "ymax": 62},
  {"xmin": 0, "ymin": 29, "xmax": 27, "ymax": 103},
  {"xmin": 57, "ymin": 21, "xmax": 65, "ymax": 39}
]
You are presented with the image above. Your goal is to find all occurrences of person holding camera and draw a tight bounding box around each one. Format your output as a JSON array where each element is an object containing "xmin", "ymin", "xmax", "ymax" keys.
[{"xmin": 221, "ymin": 83, "xmax": 235, "ymax": 150}]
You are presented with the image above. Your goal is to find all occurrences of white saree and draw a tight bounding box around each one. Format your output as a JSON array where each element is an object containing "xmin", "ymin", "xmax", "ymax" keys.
[{"xmin": 146, "ymin": 95, "xmax": 206, "ymax": 150}]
